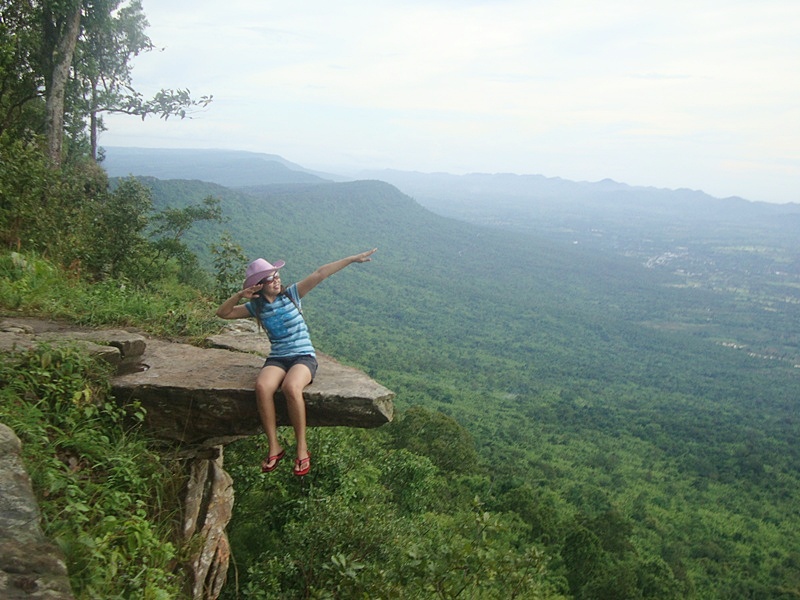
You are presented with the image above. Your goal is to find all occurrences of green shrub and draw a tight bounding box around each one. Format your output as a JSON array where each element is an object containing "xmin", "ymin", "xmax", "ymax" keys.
[
  {"xmin": 0, "ymin": 135, "xmax": 108, "ymax": 264},
  {"xmin": 0, "ymin": 250, "xmax": 218, "ymax": 340},
  {"xmin": 221, "ymin": 428, "xmax": 566, "ymax": 599},
  {"xmin": 0, "ymin": 343, "xmax": 187, "ymax": 599}
]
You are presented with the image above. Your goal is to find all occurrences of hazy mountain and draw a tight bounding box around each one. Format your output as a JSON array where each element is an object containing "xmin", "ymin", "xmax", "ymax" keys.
[
  {"xmin": 357, "ymin": 169, "xmax": 800, "ymax": 226},
  {"xmin": 105, "ymin": 146, "xmax": 800, "ymax": 318},
  {"xmin": 355, "ymin": 169, "xmax": 800, "ymax": 293},
  {"xmin": 101, "ymin": 147, "xmax": 348, "ymax": 187},
  {"xmin": 102, "ymin": 146, "xmax": 799, "ymax": 236},
  {"xmin": 137, "ymin": 170, "xmax": 799, "ymax": 367}
]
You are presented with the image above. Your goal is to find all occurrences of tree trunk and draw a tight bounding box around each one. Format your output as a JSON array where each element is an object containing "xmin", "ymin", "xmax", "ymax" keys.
[
  {"xmin": 45, "ymin": 2, "xmax": 82, "ymax": 168},
  {"xmin": 90, "ymin": 84, "xmax": 99, "ymax": 161}
]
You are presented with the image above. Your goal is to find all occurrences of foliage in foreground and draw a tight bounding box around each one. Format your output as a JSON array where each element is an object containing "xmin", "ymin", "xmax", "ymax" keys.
[
  {"xmin": 220, "ymin": 406, "xmax": 689, "ymax": 600},
  {"xmin": 222, "ymin": 423, "xmax": 567, "ymax": 600},
  {"xmin": 0, "ymin": 250, "xmax": 219, "ymax": 341},
  {"xmin": 0, "ymin": 134, "xmax": 228, "ymax": 296},
  {"xmin": 0, "ymin": 343, "xmax": 188, "ymax": 598}
]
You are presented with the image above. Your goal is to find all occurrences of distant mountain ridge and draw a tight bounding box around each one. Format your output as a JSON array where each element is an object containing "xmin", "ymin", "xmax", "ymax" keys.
[
  {"xmin": 356, "ymin": 169, "xmax": 800, "ymax": 220},
  {"xmin": 102, "ymin": 147, "xmax": 348, "ymax": 187},
  {"xmin": 102, "ymin": 146, "xmax": 800, "ymax": 265},
  {"xmin": 102, "ymin": 147, "xmax": 798, "ymax": 226}
]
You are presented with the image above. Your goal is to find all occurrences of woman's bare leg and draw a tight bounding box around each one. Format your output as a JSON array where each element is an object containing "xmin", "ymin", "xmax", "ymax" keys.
[
  {"xmin": 255, "ymin": 365, "xmax": 286, "ymax": 466},
  {"xmin": 281, "ymin": 364, "xmax": 313, "ymax": 463}
]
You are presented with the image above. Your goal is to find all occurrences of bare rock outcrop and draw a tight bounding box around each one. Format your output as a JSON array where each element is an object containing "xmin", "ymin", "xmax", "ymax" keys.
[
  {"xmin": 0, "ymin": 317, "xmax": 394, "ymax": 447},
  {"xmin": 112, "ymin": 327, "xmax": 394, "ymax": 447},
  {"xmin": 183, "ymin": 451, "xmax": 234, "ymax": 600},
  {"xmin": 0, "ymin": 424, "xmax": 73, "ymax": 599}
]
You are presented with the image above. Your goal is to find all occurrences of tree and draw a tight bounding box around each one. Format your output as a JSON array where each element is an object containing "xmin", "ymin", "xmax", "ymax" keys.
[
  {"xmin": 2, "ymin": 0, "xmax": 211, "ymax": 166},
  {"xmin": 210, "ymin": 232, "xmax": 247, "ymax": 301},
  {"xmin": 74, "ymin": 0, "xmax": 212, "ymax": 160},
  {"xmin": 562, "ymin": 526, "xmax": 607, "ymax": 597},
  {"xmin": 146, "ymin": 195, "xmax": 222, "ymax": 283},
  {"xmin": 0, "ymin": 0, "xmax": 44, "ymax": 136},
  {"xmin": 387, "ymin": 406, "xmax": 481, "ymax": 475},
  {"xmin": 85, "ymin": 175, "xmax": 153, "ymax": 279},
  {"xmin": 72, "ymin": 0, "xmax": 152, "ymax": 160},
  {"xmin": 83, "ymin": 182, "xmax": 223, "ymax": 284},
  {"xmin": 41, "ymin": 0, "xmax": 82, "ymax": 165}
]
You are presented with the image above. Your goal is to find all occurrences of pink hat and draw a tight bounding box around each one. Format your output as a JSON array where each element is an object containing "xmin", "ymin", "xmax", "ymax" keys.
[{"xmin": 243, "ymin": 258, "xmax": 285, "ymax": 289}]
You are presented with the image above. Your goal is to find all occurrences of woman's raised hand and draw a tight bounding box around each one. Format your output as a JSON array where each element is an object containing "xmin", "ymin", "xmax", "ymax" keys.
[
  {"xmin": 242, "ymin": 284, "xmax": 263, "ymax": 299},
  {"xmin": 353, "ymin": 248, "xmax": 377, "ymax": 263}
]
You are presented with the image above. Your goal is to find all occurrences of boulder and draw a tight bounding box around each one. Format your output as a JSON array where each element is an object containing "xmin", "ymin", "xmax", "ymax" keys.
[
  {"xmin": 0, "ymin": 424, "xmax": 74, "ymax": 599},
  {"xmin": 111, "ymin": 325, "xmax": 394, "ymax": 447}
]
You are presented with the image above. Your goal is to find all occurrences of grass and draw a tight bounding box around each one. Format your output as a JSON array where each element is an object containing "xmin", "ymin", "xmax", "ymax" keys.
[
  {"xmin": 0, "ymin": 341, "xmax": 188, "ymax": 598},
  {"xmin": 0, "ymin": 251, "xmax": 220, "ymax": 341}
]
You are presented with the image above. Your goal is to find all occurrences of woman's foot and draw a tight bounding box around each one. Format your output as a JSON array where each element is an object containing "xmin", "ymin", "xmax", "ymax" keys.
[
  {"xmin": 261, "ymin": 449, "xmax": 285, "ymax": 473},
  {"xmin": 293, "ymin": 454, "xmax": 311, "ymax": 476}
]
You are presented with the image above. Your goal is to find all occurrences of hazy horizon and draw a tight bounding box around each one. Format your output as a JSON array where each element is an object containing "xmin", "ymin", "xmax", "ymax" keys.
[{"xmin": 101, "ymin": 1, "xmax": 800, "ymax": 204}]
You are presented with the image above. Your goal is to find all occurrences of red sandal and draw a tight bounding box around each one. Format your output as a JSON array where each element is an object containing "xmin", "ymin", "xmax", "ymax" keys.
[
  {"xmin": 261, "ymin": 449, "xmax": 285, "ymax": 473},
  {"xmin": 293, "ymin": 454, "xmax": 311, "ymax": 477}
]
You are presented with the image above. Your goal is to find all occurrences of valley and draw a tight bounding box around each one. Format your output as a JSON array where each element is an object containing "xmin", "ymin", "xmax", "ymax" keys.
[{"xmin": 105, "ymin": 148, "xmax": 800, "ymax": 598}]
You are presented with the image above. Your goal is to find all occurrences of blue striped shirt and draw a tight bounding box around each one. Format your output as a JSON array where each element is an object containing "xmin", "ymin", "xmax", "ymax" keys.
[{"xmin": 245, "ymin": 283, "xmax": 315, "ymax": 358}]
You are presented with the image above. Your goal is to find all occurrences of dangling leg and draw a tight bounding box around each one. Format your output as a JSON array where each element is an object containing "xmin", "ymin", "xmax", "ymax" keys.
[
  {"xmin": 255, "ymin": 365, "xmax": 287, "ymax": 471},
  {"xmin": 281, "ymin": 363, "xmax": 313, "ymax": 474}
]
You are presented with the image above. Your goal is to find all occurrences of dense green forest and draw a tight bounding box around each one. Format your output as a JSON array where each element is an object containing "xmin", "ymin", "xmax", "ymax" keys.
[
  {"xmin": 3, "ymin": 158, "xmax": 800, "ymax": 598},
  {"xmin": 138, "ymin": 176, "xmax": 800, "ymax": 599}
]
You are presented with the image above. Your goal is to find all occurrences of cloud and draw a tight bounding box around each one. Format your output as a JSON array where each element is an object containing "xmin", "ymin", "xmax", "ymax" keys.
[{"xmin": 101, "ymin": 0, "xmax": 800, "ymax": 203}]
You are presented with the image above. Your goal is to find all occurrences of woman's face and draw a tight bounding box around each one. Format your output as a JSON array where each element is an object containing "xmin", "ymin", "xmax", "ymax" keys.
[{"xmin": 259, "ymin": 271, "xmax": 281, "ymax": 295}]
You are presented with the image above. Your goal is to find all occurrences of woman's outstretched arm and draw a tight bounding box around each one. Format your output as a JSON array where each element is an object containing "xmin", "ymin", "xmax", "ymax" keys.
[{"xmin": 296, "ymin": 248, "xmax": 377, "ymax": 298}]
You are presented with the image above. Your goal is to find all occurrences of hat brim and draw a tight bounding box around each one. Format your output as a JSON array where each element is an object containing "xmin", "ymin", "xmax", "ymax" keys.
[{"xmin": 243, "ymin": 260, "xmax": 285, "ymax": 289}]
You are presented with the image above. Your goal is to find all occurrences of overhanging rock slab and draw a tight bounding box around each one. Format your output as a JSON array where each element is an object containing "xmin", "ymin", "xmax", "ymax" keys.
[
  {"xmin": 111, "ymin": 336, "xmax": 394, "ymax": 446},
  {"xmin": 1, "ymin": 317, "xmax": 395, "ymax": 447}
]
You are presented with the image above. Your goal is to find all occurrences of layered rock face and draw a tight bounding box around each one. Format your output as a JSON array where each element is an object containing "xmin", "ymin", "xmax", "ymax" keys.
[
  {"xmin": 0, "ymin": 317, "xmax": 394, "ymax": 599},
  {"xmin": 0, "ymin": 318, "xmax": 394, "ymax": 443}
]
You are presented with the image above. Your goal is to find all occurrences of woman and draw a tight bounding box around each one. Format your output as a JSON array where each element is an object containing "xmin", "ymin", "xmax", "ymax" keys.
[{"xmin": 216, "ymin": 248, "xmax": 377, "ymax": 476}]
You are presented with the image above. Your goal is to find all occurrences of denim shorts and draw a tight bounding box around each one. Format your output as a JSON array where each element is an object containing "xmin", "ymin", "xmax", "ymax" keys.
[{"xmin": 263, "ymin": 354, "xmax": 318, "ymax": 381}]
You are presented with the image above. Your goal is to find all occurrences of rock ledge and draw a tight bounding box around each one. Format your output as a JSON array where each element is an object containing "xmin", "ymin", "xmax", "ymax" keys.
[{"xmin": 1, "ymin": 317, "xmax": 394, "ymax": 447}]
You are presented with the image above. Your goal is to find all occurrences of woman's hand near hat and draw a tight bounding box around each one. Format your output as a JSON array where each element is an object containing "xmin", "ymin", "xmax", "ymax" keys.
[
  {"xmin": 242, "ymin": 283, "xmax": 263, "ymax": 299},
  {"xmin": 216, "ymin": 283, "xmax": 264, "ymax": 319}
]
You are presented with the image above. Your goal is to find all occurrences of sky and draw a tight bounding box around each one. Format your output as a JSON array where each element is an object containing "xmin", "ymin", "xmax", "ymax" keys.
[{"xmin": 100, "ymin": 0, "xmax": 800, "ymax": 204}]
